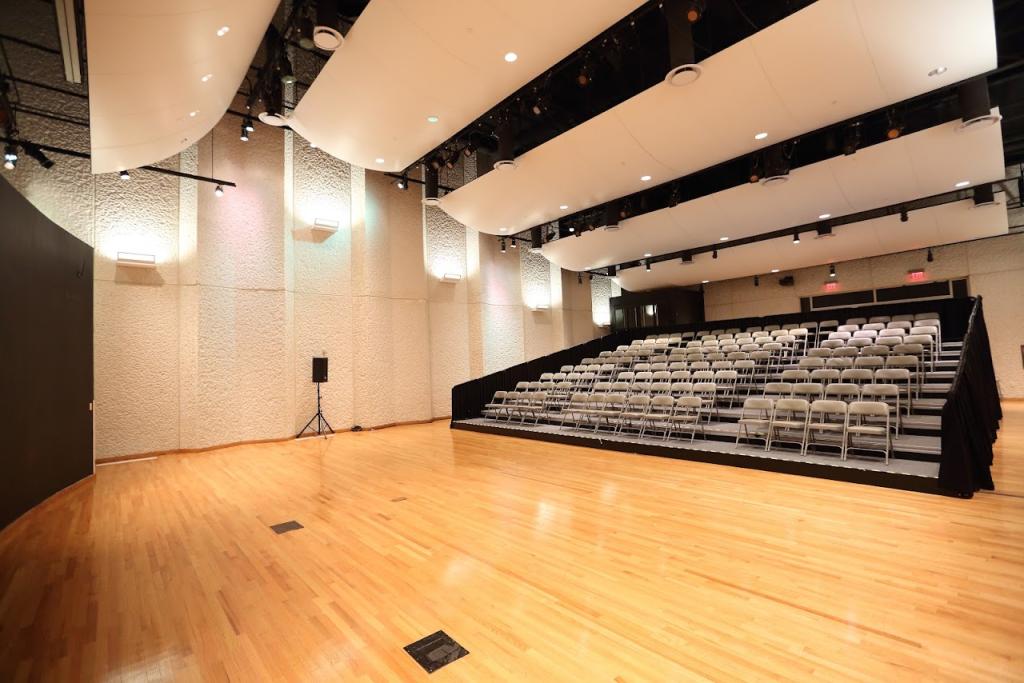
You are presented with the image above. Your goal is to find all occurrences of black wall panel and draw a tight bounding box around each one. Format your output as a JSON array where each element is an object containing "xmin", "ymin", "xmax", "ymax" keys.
[{"xmin": 0, "ymin": 178, "xmax": 93, "ymax": 529}]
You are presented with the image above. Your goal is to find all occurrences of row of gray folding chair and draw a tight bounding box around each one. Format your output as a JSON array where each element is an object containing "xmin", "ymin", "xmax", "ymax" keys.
[
  {"xmin": 482, "ymin": 390, "xmax": 549, "ymax": 424},
  {"xmin": 737, "ymin": 397, "xmax": 892, "ymax": 462},
  {"xmin": 762, "ymin": 381, "xmax": 904, "ymax": 434},
  {"xmin": 559, "ymin": 393, "xmax": 706, "ymax": 441}
]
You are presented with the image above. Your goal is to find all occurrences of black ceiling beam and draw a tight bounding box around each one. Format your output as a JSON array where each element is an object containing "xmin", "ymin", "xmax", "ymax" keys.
[
  {"xmin": 532, "ymin": 62, "xmax": 1024, "ymax": 243},
  {"xmin": 591, "ymin": 181, "xmax": 1007, "ymax": 277}
]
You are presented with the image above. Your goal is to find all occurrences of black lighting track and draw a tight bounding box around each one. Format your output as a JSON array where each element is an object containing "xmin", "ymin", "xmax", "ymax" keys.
[
  {"xmin": 520, "ymin": 61, "xmax": 1024, "ymax": 244},
  {"xmin": 587, "ymin": 180, "xmax": 1007, "ymax": 277},
  {"xmin": 0, "ymin": 136, "xmax": 237, "ymax": 187},
  {"xmin": 404, "ymin": 0, "xmax": 817, "ymax": 175}
]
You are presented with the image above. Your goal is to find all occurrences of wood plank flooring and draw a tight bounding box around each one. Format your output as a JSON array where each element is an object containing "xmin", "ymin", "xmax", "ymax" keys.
[{"xmin": 1, "ymin": 403, "xmax": 1023, "ymax": 681}]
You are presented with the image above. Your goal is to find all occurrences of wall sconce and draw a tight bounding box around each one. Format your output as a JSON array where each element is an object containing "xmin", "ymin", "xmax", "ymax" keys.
[
  {"xmin": 116, "ymin": 251, "xmax": 157, "ymax": 269},
  {"xmin": 529, "ymin": 301, "xmax": 550, "ymax": 311},
  {"xmin": 311, "ymin": 217, "xmax": 339, "ymax": 234},
  {"xmin": 438, "ymin": 272, "xmax": 463, "ymax": 283}
]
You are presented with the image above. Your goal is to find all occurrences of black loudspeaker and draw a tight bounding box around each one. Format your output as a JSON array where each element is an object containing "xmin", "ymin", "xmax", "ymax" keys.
[{"xmin": 312, "ymin": 357, "xmax": 328, "ymax": 383}]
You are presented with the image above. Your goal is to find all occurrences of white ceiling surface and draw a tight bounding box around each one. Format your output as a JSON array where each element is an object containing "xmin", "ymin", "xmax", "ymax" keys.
[
  {"xmin": 439, "ymin": 0, "xmax": 998, "ymax": 235},
  {"xmin": 615, "ymin": 194, "xmax": 1009, "ymax": 292},
  {"xmin": 86, "ymin": 0, "xmax": 279, "ymax": 174},
  {"xmin": 542, "ymin": 114, "xmax": 1006, "ymax": 272},
  {"xmin": 289, "ymin": 0, "xmax": 644, "ymax": 172}
]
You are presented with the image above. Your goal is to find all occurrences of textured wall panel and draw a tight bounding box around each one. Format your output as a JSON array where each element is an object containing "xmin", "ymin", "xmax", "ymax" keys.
[
  {"xmin": 94, "ymin": 281, "xmax": 180, "ymax": 457},
  {"xmin": 520, "ymin": 246, "xmax": 552, "ymax": 310},
  {"xmin": 198, "ymin": 120, "xmax": 285, "ymax": 291},
  {"xmin": 293, "ymin": 291, "xmax": 354, "ymax": 431},
  {"xmin": 480, "ymin": 304, "xmax": 526, "ymax": 374},
  {"xmin": 590, "ymin": 275, "xmax": 612, "ymax": 327},
  {"xmin": 193, "ymin": 287, "xmax": 291, "ymax": 447},
  {"xmin": 427, "ymin": 300, "xmax": 471, "ymax": 416},
  {"xmin": 389, "ymin": 298, "xmax": 433, "ymax": 422},
  {"xmin": 351, "ymin": 295, "xmax": 394, "ymax": 427},
  {"xmin": 292, "ymin": 139, "xmax": 352, "ymax": 296}
]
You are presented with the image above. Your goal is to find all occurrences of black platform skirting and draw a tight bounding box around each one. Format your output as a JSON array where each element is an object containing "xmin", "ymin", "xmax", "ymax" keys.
[{"xmin": 452, "ymin": 420, "xmax": 946, "ymax": 496}]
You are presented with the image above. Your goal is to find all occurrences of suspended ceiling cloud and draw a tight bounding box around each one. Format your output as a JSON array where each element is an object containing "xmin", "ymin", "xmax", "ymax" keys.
[
  {"xmin": 289, "ymin": 0, "xmax": 644, "ymax": 172},
  {"xmin": 542, "ymin": 114, "xmax": 1006, "ymax": 272},
  {"xmin": 86, "ymin": 0, "xmax": 279, "ymax": 174},
  {"xmin": 614, "ymin": 194, "xmax": 1008, "ymax": 292},
  {"xmin": 439, "ymin": 0, "xmax": 998, "ymax": 235}
]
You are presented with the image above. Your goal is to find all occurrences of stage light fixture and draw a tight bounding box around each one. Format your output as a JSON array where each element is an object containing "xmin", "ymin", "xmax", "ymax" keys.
[
  {"xmin": 815, "ymin": 223, "xmax": 833, "ymax": 238},
  {"xmin": 842, "ymin": 122, "xmax": 862, "ymax": 155},
  {"xmin": 214, "ymin": 184, "xmax": 224, "ymax": 197},
  {"xmin": 680, "ymin": 252, "xmax": 693, "ymax": 265},
  {"xmin": 957, "ymin": 76, "xmax": 1001, "ymax": 131},
  {"xmin": 530, "ymin": 226, "xmax": 543, "ymax": 253},
  {"xmin": 510, "ymin": 238, "xmax": 517, "ymax": 249},
  {"xmin": 239, "ymin": 125, "xmax": 249, "ymax": 142},
  {"xmin": 712, "ymin": 249, "xmax": 718, "ymax": 260},
  {"xmin": 885, "ymin": 108, "xmax": 904, "ymax": 139},
  {"xmin": 244, "ymin": 118, "xmax": 255, "ymax": 133},
  {"xmin": 494, "ymin": 123, "xmax": 517, "ymax": 171},
  {"xmin": 663, "ymin": 0, "xmax": 701, "ymax": 86},
  {"xmin": 668, "ymin": 183, "xmax": 680, "ymax": 208},
  {"xmin": 972, "ymin": 183, "xmax": 997, "ymax": 207},
  {"xmin": 645, "ymin": 260, "xmax": 651, "ymax": 272},
  {"xmin": 396, "ymin": 174, "xmax": 408, "ymax": 190},
  {"xmin": 577, "ymin": 272, "xmax": 583, "ymax": 285},
  {"xmin": 4, "ymin": 143, "xmax": 18, "ymax": 170},
  {"xmin": 899, "ymin": 206, "xmax": 908, "ymax": 222},
  {"xmin": 279, "ymin": 54, "xmax": 296, "ymax": 85},
  {"xmin": 927, "ymin": 248, "xmax": 934, "ymax": 263},
  {"xmin": 119, "ymin": 169, "xmax": 130, "ymax": 180},
  {"xmin": 602, "ymin": 201, "xmax": 621, "ymax": 231},
  {"xmin": 793, "ymin": 231, "xmax": 801, "ymax": 244},
  {"xmin": 829, "ymin": 263, "xmax": 836, "ymax": 278},
  {"xmin": 20, "ymin": 142, "xmax": 53, "ymax": 169},
  {"xmin": 500, "ymin": 238, "xmax": 506, "ymax": 253},
  {"xmin": 297, "ymin": 15, "xmax": 315, "ymax": 49},
  {"xmin": 423, "ymin": 166, "xmax": 440, "ymax": 206},
  {"xmin": 313, "ymin": 0, "xmax": 344, "ymax": 50},
  {"xmin": 754, "ymin": 275, "xmax": 760, "ymax": 287}
]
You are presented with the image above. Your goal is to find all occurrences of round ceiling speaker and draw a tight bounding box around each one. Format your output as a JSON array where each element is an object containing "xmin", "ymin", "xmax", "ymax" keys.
[
  {"xmin": 493, "ymin": 159, "xmax": 517, "ymax": 172},
  {"xmin": 957, "ymin": 112, "xmax": 1002, "ymax": 132},
  {"xmin": 313, "ymin": 26, "xmax": 344, "ymax": 51},
  {"xmin": 258, "ymin": 111, "xmax": 289, "ymax": 127},
  {"xmin": 422, "ymin": 197, "xmax": 441, "ymax": 207},
  {"xmin": 603, "ymin": 224, "xmax": 620, "ymax": 231},
  {"xmin": 760, "ymin": 174, "xmax": 789, "ymax": 187},
  {"xmin": 665, "ymin": 64, "xmax": 702, "ymax": 87}
]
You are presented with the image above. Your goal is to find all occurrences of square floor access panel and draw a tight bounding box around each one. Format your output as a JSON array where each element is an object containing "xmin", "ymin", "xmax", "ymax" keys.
[{"xmin": 403, "ymin": 630, "xmax": 469, "ymax": 673}]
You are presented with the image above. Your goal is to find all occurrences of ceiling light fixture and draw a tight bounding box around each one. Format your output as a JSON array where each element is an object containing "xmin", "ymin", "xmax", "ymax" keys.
[
  {"xmin": 396, "ymin": 174, "xmax": 408, "ymax": 190},
  {"xmin": 494, "ymin": 123, "xmax": 517, "ymax": 171},
  {"xmin": 818, "ymin": 213, "xmax": 831, "ymax": 220},
  {"xmin": 770, "ymin": 268, "xmax": 779, "ymax": 273},
  {"xmin": 754, "ymin": 132, "xmax": 768, "ymax": 140},
  {"xmin": 701, "ymin": 279, "xmax": 709, "ymax": 284},
  {"xmin": 955, "ymin": 180, "xmax": 970, "ymax": 188},
  {"xmin": 719, "ymin": 236, "xmax": 729, "ymax": 242},
  {"xmin": 640, "ymin": 175, "xmax": 651, "ymax": 182},
  {"xmin": 426, "ymin": 115, "xmax": 439, "ymax": 123},
  {"xmin": 559, "ymin": 204, "xmax": 569, "ymax": 210},
  {"xmin": 504, "ymin": 52, "xmax": 518, "ymax": 63},
  {"xmin": 927, "ymin": 247, "xmax": 934, "ymax": 263},
  {"xmin": 216, "ymin": 26, "xmax": 230, "ymax": 37},
  {"xmin": 201, "ymin": 73, "xmax": 213, "ymax": 83},
  {"xmin": 815, "ymin": 223, "xmax": 834, "ymax": 238},
  {"xmin": 243, "ymin": 118, "xmax": 255, "ymax": 133},
  {"xmin": 712, "ymin": 249, "xmax": 718, "ymax": 260},
  {"xmin": 500, "ymin": 238, "xmax": 506, "ymax": 253},
  {"xmin": 899, "ymin": 206, "xmax": 908, "ymax": 222},
  {"xmin": 214, "ymin": 184, "xmax": 224, "ymax": 197},
  {"xmin": 644, "ymin": 252, "xmax": 652, "ymax": 258},
  {"xmin": 119, "ymin": 169, "xmax": 130, "ymax": 180},
  {"xmin": 829, "ymin": 263, "xmax": 836, "ymax": 278},
  {"xmin": 928, "ymin": 66, "xmax": 947, "ymax": 77},
  {"xmin": 680, "ymin": 252, "xmax": 693, "ymax": 265},
  {"xmin": 423, "ymin": 166, "xmax": 440, "ymax": 206},
  {"xmin": 189, "ymin": 110, "xmax": 199, "ymax": 117},
  {"xmin": 645, "ymin": 260, "xmax": 651, "ymax": 272},
  {"xmin": 375, "ymin": 157, "xmax": 385, "ymax": 164},
  {"xmin": 957, "ymin": 76, "xmax": 1002, "ymax": 131},
  {"xmin": 793, "ymin": 231, "xmax": 801, "ymax": 244},
  {"xmin": 239, "ymin": 125, "xmax": 249, "ymax": 142},
  {"xmin": 313, "ymin": 1, "xmax": 344, "ymax": 51},
  {"xmin": 885, "ymin": 108, "xmax": 904, "ymax": 139}
]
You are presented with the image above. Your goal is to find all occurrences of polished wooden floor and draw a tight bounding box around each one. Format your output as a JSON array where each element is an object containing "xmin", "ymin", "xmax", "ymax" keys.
[{"xmin": 2, "ymin": 404, "xmax": 1023, "ymax": 681}]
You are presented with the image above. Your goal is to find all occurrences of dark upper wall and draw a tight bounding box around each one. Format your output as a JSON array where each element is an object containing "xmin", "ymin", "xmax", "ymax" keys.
[{"xmin": 0, "ymin": 177, "xmax": 93, "ymax": 529}]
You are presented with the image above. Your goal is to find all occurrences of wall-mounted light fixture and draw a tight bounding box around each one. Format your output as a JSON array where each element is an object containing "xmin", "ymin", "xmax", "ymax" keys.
[
  {"xmin": 116, "ymin": 252, "xmax": 157, "ymax": 269},
  {"xmin": 529, "ymin": 301, "xmax": 550, "ymax": 311},
  {"xmin": 311, "ymin": 217, "xmax": 340, "ymax": 234},
  {"xmin": 439, "ymin": 272, "xmax": 463, "ymax": 283}
]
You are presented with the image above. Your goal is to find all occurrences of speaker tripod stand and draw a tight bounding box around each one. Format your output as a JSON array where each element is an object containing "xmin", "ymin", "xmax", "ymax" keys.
[{"xmin": 297, "ymin": 381, "xmax": 334, "ymax": 438}]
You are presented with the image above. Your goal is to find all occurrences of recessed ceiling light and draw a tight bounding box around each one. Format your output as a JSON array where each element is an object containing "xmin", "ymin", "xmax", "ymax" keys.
[
  {"xmin": 955, "ymin": 180, "xmax": 970, "ymax": 188},
  {"xmin": 559, "ymin": 204, "xmax": 569, "ymax": 210},
  {"xmin": 644, "ymin": 252, "xmax": 652, "ymax": 258},
  {"xmin": 770, "ymin": 268, "xmax": 779, "ymax": 273},
  {"xmin": 189, "ymin": 110, "xmax": 199, "ymax": 117},
  {"xmin": 499, "ymin": 227, "xmax": 507, "ymax": 232},
  {"xmin": 754, "ymin": 132, "xmax": 768, "ymax": 140},
  {"xmin": 701, "ymin": 279, "xmax": 709, "ymax": 284},
  {"xmin": 309, "ymin": 142, "xmax": 317, "ymax": 149},
  {"xmin": 375, "ymin": 157, "xmax": 384, "ymax": 164},
  {"xmin": 504, "ymin": 52, "xmax": 518, "ymax": 63},
  {"xmin": 216, "ymin": 26, "xmax": 230, "ymax": 37},
  {"xmin": 928, "ymin": 66, "xmax": 947, "ymax": 77},
  {"xmin": 719, "ymin": 236, "xmax": 729, "ymax": 242},
  {"xmin": 640, "ymin": 175, "xmax": 652, "ymax": 182},
  {"xmin": 818, "ymin": 213, "xmax": 831, "ymax": 219},
  {"xmin": 201, "ymin": 73, "xmax": 213, "ymax": 82},
  {"xmin": 426, "ymin": 115, "xmax": 439, "ymax": 123}
]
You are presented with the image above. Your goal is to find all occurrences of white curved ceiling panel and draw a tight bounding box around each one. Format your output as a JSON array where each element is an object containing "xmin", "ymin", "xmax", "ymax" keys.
[
  {"xmin": 290, "ymin": 0, "xmax": 644, "ymax": 172},
  {"xmin": 613, "ymin": 195, "xmax": 1007, "ymax": 292},
  {"xmin": 541, "ymin": 114, "xmax": 1004, "ymax": 273},
  {"xmin": 439, "ymin": 0, "xmax": 997, "ymax": 235},
  {"xmin": 86, "ymin": 0, "xmax": 279, "ymax": 174}
]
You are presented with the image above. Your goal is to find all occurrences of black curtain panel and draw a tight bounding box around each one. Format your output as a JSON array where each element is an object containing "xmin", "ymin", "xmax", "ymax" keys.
[
  {"xmin": 0, "ymin": 178, "xmax": 94, "ymax": 529},
  {"xmin": 939, "ymin": 297, "xmax": 1001, "ymax": 496}
]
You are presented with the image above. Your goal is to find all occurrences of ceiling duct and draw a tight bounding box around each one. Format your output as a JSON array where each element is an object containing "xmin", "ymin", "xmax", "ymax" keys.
[
  {"xmin": 662, "ymin": 0, "xmax": 702, "ymax": 86},
  {"xmin": 423, "ymin": 165, "xmax": 440, "ymax": 206},
  {"xmin": 314, "ymin": 0, "xmax": 344, "ymax": 51},
  {"xmin": 958, "ymin": 76, "xmax": 1002, "ymax": 131},
  {"xmin": 760, "ymin": 145, "xmax": 790, "ymax": 186},
  {"xmin": 494, "ymin": 123, "xmax": 517, "ymax": 171},
  {"xmin": 602, "ymin": 200, "xmax": 622, "ymax": 230}
]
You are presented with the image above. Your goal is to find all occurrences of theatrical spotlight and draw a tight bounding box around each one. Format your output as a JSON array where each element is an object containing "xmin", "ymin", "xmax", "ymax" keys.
[
  {"xmin": 900, "ymin": 206, "xmax": 909, "ymax": 222},
  {"xmin": 119, "ymin": 169, "xmax": 130, "ymax": 180},
  {"xmin": 244, "ymin": 117, "xmax": 255, "ymax": 133},
  {"xmin": 21, "ymin": 142, "xmax": 54, "ymax": 169},
  {"xmin": 395, "ymin": 173, "xmax": 408, "ymax": 190},
  {"xmin": 499, "ymin": 238, "xmax": 506, "ymax": 253},
  {"xmin": 829, "ymin": 263, "xmax": 836, "ymax": 278},
  {"xmin": 530, "ymin": 226, "xmax": 543, "ymax": 253},
  {"xmin": 214, "ymin": 184, "xmax": 225, "ymax": 197},
  {"xmin": 494, "ymin": 123, "xmax": 516, "ymax": 171},
  {"xmin": 927, "ymin": 247, "xmax": 934, "ymax": 263},
  {"xmin": 712, "ymin": 249, "xmax": 718, "ymax": 260},
  {"xmin": 680, "ymin": 252, "xmax": 693, "ymax": 265},
  {"xmin": 885, "ymin": 108, "xmax": 904, "ymax": 139},
  {"xmin": 644, "ymin": 260, "xmax": 651, "ymax": 272},
  {"xmin": 577, "ymin": 272, "xmax": 583, "ymax": 285},
  {"xmin": 793, "ymin": 231, "xmax": 801, "ymax": 244},
  {"xmin": 3, "ymin": 143, "xmax": 18, "ymax": 170},
  {"xmin": 842, "ymin": 121, "xmax": 862, "ymax": 155},
  {"xmin": 423, "ymin": 166, "xmax": 440, "ymax": 206},
  {"xmin": 240, "ymin": 124, "xmax": 250, "ymax": 142},
  {"xmin": 815, "ymin": 222, "xmax": 833, "ymax": 238},
  {"xmin": 754, "ymin": 274, "xmax": 760, "ymax": 287},
  {"xmin": 510, "ymin": 237, "xmax": 517, "ymax": 249}
]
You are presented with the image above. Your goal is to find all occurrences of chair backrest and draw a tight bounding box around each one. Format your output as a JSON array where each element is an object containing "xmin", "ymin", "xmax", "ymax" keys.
[
  {"xmin": 781, "ymin": 369, "xmax": 810, "ymax": 382},
  {"xmin": 726, "ymin": 328, "xmax": 741, "ymax": 334},
  {"xmin": 717, "ymin": 333, "xmax": 734, "ymax": 340},
  {"xmin": 753, "ymin": 330, "xmax": 770, "ymax": 339},
  {"xmin": 552, "ymin": 373, "xmax": 567, "ymax": 381},
  {"xmin": 841, "ymin": 368, "xmax": 874, "ymax": 383},
  {"xmin": 819, "ymin": 319, "xmax": 839, "ymax": 329},
  {"xmin": 693, "ymin": 382, "xmax": 717, "ymax": 396},
  {"xmin": 764, "ymin": 324, "xmax": 780, "ymax": 332},
  {"xmin": 862, "ymin": 384, "xmax": 899, "ymax": 401},
  {"xmin": 893, "ymin": 343, "xmax": 924, "ymax": 356},
  {"xmin": 710, "ymin": 329, "xmax": 725, "ymax": 335},
  {"xmin": 799, "ymin": 357, "xmax": 825, "ymax": 368},
  {"xmin": 610, "ymin": 381, "xmax": 630, "ymax": 393},
  {"xmin": 846, "ymin": 338, "xmax": 870, "ymax": 349},
  {"xmin": 854, "ymin": 356, "xmax": 884, "ymax": 368},
  {"xmin": 711, "ymin": 360, "xmax": 733, "ymax": 370},
  {"xmin": 670, "ymin": 381, "xmax": 693, "ymax": 395},
  {"xmin": 764, "ymin": 382, "xmax": 793, "ymax": 398},
  {"xmin": 800, "ymin": 321, "xmax": 818, "ymax": 330},
  {"xmin": 810, "ymin": 368, "xmax": 841, "ymax": 383},
  {"xmin": 829, "ymin": 331, "xmax": 852, "ymax": 340},
  {"xmin": 714, "ymin": 370, "xmax": 738, "ymax": 383},
  {"xmin": 617, "ymin": 371, "xmax": 635, "ymax": 382},
  {"xmin": 903, "ymin": 334, "xmax": 933, "ymax": 346},
  {"xmin": 810, "ymin": 399, "xmax": 848, "ymax": 419},
  {"xmin": 868, "ymin": 316, "xmax": 890, "ymax": 324},
  {"xmin": 821, "ymin": 339, "xmax": 845, "ymax": 349},
  {"xmin": 692, "ymin": 370, "xmax": 715, "ymax": 381},
  {"xmin": 560, "ymin": 365, "xmax": 574, "ymax": 373},
  {"xmin": 862, "ymin": 345, "xmax": 890, "ymax": 357},
  {"xmin": 652, "ymin": 371, "xmax": 672, "ymax": 381},
  {"xmin": 727, "ymin": 352, "xmax": 748, "ymax": 361},
  {"xmin": 690, "ymin": 361, "xmax": 710, "ymax": 370},
  {"xmin": 669, "ymin": 361, "xmax": 687, "ymax": 370},
  {"xmin": 875, "ymin": 368, "xmax": 911, "ymax": 383},
  {"xmin": 849, "ymin": 400, "xmax": 890, "ymax": 420},
  {"xmin": 774, "ymin": 398, "xmax": 810, "ymax": 417},
  {"xmin": 793, "ymin": 383, "xmax": 824, "ymax": 400},
  {"xmin": 650, "ymin": 382, "xmax": 672, "ymax": 394},
  {"xmin": 627, "ymin": 395, "xmax": 650, "ymax": 410},
  {"xmin": 491, "ymin": 390, "xmax": 507, "ymax": 401},
  {"xmin": 875, "ymin": 337, "xmax": 900, "ymax": 348},
  {"xmin": 853, "ymin": 330, "xmax": 877, "ymax": 339},
  {"xmin": 706, "ymin": 352, "xmax": 726, "ymax": 361},
  {"xmin": 833, "ymin": 346, "xmax": 860, "ymax": 357},
  {"xmin": 916, "ymin": 318, "xmax": 941, "ymax": 329},
  {"xmin": 539, "ymin": 373, "xmax": 553, "ymax": 381},
  {"xmin": 861, "ymin": 323, "xmax": 886, "ymax": 332},
  {"xmin": 886, "ymin": 321, "xmax": 912, "ymax": 331},
  {"xmin": 910, "ymin": 326, "xmax": 938, "ymax": 337},
  {"xmin": 742, "ymin": 397, "xmax": 774, "ymax": 414},
  {"xmin": 838, "ymin": 324, "xmax": 860, "ymax": 333},
  {"xmin": 826, "ymin": 357, "xmax": 854, "ymax": 369},
  {"xmin": 676, "ymin": 396, "xmax": 702, "ymax": 411},
  {"xmin": 914, "ymin": 312, "xmax": 940, "ymax": 321},
  {"xmin": 846, "ymin": 317, "xmax": 867, "ymax": 326},
  {"xmin": 670, "ymin": 370, "xmax": 691, "ymax": 381},
  {"xmin": 734, "ymin": 360, "xmax": 756, "ymax": 371},
  {"xmin": 634, "ymin": 362, "xmax": 651, "ymax": 372},
  {"xmin": 635, "ymin": 371, "xmax": 653, "ymax": 381},
  {"xmin": 720, "ymin": 345, "xmax": 740, "ymax": 354},
  {"xmin": 592, "ymin": 381, "xmax": 611, "ymax": 393},
  {"xmin": 885, "ymin": 355, "xmax": 918, "ymax": 370},
  {"xmin": 651, "ymin": 395, "xmax": 675, "ymax": 410},
  {"xmin": 515, "ymin": 381, "xmax": 530, "ymax": 390},
  {"xmin": 824, "ymin": 383, "xmax": 861, "ymax": 401}
]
